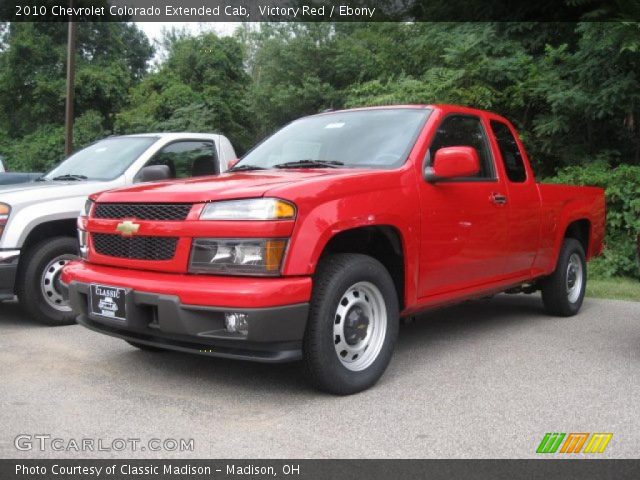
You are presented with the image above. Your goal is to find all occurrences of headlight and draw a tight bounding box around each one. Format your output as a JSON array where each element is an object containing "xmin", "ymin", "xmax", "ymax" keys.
[
  {"xmin": 189, "ymin": 238, "xmax": 288, "ymax": 276},
  {"xmin": 0, "ymin": 203, "xmax": 10, "ymax": 238},
  {"xmin": 200, "ymin": 198, "xmax": 295, "ymax": 221},
  {"xmin": 77, "ymin": 199, "xmax": 92, "ymax": 259},
  {"xmin": 80, "ymin": 198, "xmax": 93, "ymax": 217}
]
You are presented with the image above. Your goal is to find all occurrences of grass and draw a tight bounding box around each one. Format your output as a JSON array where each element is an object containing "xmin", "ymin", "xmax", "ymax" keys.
[{"xmin": 587, "ymin": 277, "xmax": 640, "ymax": 302}]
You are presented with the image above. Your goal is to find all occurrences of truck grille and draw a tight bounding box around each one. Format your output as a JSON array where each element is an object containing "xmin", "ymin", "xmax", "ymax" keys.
[
  {"xmin": 94, "ymin": 203, "xmax": 192, "ymax": 221},
  {"xmin": 92, "ymin": 233, "xmax": 178, "ymax": 261}
]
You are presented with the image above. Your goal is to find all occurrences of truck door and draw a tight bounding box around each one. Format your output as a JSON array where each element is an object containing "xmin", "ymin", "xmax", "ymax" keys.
[
  {"xmin": 140, "ymin": 140, "xmax": 219, "ymax": 179},
  {"xmin": 488, "ymin": 119, "xmax": 541, "ymax": 275},
  {"xmin": 417, "ymin": 113, "xmax": 511, "ymax": 298}
]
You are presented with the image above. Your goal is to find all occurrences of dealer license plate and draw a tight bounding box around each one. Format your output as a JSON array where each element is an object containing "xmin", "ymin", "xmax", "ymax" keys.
[{"xmin": 89, "ymin": 284, "xmax": 126, "ymax": 322}]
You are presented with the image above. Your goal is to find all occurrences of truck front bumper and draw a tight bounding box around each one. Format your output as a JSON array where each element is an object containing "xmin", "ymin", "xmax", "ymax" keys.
[
  {"xmin": 63, "ymin": 262, "xmax": 312, "ymax": 363},
  {"xmin": 0, "ymin": 250, "xmax": 19, "ymax": 300}
]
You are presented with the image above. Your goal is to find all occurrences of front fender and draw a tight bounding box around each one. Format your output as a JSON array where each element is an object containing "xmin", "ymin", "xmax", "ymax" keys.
[
  {"xmin": 1, "ymin": 197, "xmax": 86, "ymax": 248},
  {"xmin": 281, "ymin": 183, "xmax": 420, "ymax": 308}
]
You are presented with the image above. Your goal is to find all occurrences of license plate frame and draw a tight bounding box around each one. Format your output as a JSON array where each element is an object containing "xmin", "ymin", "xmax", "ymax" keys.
[{"xmin": 89, "ymin": 284, "xmax": 127, "ymax": 322}]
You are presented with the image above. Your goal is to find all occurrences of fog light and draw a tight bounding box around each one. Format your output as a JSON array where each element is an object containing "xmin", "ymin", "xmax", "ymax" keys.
[{"xmin": 225, "ymin": 313, "xmax": 249, "ymax": 335}]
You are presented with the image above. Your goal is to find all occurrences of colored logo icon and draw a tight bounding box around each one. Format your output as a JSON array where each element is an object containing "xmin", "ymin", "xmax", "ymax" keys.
[{"xmin": 536, "ymin": 433, "xmax": 612, "ymax": 454}]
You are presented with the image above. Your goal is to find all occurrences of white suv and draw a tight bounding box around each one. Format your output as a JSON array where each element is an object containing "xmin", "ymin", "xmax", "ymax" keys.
[{"xmin": 0, "ymin": 133, "xmax": 236, "ymax": 325}]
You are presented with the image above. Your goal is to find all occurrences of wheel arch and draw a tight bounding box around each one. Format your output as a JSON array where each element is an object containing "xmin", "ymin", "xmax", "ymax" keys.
[
  {"xmin": 315, "ymin": 225, "xmax": 407, "ymax": 310},
  {"xmin": 544, "ymin": 217, "xmax": 592, "ymax": 279},
  {"xmin": 564, "ymin": 219, "xmax": 591, "ymax": 256},
  {"xmin": 15, "ymin": 219, "xmax": 78, "ymax": 293}
]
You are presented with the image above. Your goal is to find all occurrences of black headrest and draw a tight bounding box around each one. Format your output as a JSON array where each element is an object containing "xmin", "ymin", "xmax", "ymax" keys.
[{"xmin": 192, "ymin": 155, "xmax": 216, "ymax": 176}]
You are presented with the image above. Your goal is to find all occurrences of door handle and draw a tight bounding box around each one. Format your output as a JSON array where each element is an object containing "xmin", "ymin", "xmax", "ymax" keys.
[{"xmin": 490, "ymin": 192, "xmax": 508, "ymax": 205}]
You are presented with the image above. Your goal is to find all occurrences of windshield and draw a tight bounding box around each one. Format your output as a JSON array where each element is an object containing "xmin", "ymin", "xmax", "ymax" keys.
[
  {"xmin": 43, "ymin": 137, "xmax": 157, "ymax": 181},
  {"xmin": 237, "ymin": 108, "xmax": 431, "ymax": 170}
]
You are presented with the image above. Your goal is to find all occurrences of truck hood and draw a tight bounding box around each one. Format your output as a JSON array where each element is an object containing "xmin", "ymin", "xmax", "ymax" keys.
[
  {"xmin": 94, "ymin": 170, "xmax": 373, "ymax": 204},
  {"xmin": 0, "ymin": 180, "xmax": 110, "ymax": 208}
]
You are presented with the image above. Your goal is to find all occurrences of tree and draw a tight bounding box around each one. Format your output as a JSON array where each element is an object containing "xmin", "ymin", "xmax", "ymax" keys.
[
  {"xmin": 116, "ymin": 31, "xmax": 255, "ymax": 153},
  {"xmin": 532, "ymin": 22, "xmax": 640, "ymax": 166},
  {"xmin": 0, "ymin": 22, "xmax": 152, "ymax": 169}
]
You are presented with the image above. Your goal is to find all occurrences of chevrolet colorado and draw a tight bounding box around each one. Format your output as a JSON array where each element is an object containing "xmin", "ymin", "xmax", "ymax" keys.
[
  {"xmin": 0, "ymin": 133, "xmax": 236, "ymax": 325},
  {"xmin": 62, "ymin": 105, "xmax": 605, "ymax": 394}
]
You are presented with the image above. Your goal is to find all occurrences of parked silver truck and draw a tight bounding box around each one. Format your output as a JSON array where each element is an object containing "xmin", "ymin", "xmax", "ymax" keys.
[
  {"xmin": 0, "ymin": 156, "xmax": 42, "ymax": 185},
  {"xmin": 0, "ymin": 133, "xmax": 236, "ymax": 325}
]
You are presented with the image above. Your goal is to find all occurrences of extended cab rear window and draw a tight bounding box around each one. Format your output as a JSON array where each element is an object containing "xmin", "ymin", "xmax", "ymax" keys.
[{"xmin": 490, "ymin": 120, "xmax": 527, "ymax": 183}]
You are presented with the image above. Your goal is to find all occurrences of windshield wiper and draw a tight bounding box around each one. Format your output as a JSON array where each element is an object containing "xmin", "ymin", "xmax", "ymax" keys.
[
  {"xmin": 50, "ymin": 174, "xmax": 88, "ymax": 181},
  {"xmin": 230, "ymin": 164, "xmax": 267, "ymax": 172},
  {"xmin": 274, "ymin": 159, "xmax": 345, "ymax": 169}
]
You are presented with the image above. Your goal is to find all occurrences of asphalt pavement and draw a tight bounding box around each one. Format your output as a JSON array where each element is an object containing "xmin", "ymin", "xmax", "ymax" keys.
[{"xmin": 1, "ymin": 294, "xmax": 639, "ymax": 458}]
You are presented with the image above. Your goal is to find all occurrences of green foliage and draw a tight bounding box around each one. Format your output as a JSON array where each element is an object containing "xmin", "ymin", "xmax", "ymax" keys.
[
  {"xmin": 0, "ymin": 23, "xmax": 152, "ymax": 135},
  {"xmin": 531, "ymin": 23, "xmax": 640, "ymax": 168},
  {"xmin": 587, "ymin": 277, "xmax": 640, "ymax": 302},
  {"xmin": 547, "ymin": 162, "xmax": 640, "ymax": 279},
  {"xmin": 244, "ymin": 23, "xmax": 341, "ymax": 138},
  {"xmin": 0, "ymin": 109, "xmax": 108, "ymax": 173},
  {"xmin": 116, "ymin": 32, "xmax": 254, "ymax": 152},
  {"xmin": 0, "ymin": 22, "xmax": 152, "ymax": 170},
  {"xmin": 74, "ymin": 110, "xmax": 109, "ymax": 147},
  {"xmin": 3, "ymin": 124, "xmax": 64, "ymax": 172},
  {"xmin": 0, "ymin": 19, "xmax": 639, "ymax": 275},
  {"xmin": 2, "ymin": 20, "xmax": 639, "ymax": 170},
  {"xmin": 242, "ymin": 21, "xmax": 640, "ymax": 174}
]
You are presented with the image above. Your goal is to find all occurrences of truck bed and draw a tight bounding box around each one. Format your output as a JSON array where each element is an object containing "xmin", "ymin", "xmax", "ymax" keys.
[{"xmin": 534, "ymin": 183, "xmax": 606, "ymax": 275}]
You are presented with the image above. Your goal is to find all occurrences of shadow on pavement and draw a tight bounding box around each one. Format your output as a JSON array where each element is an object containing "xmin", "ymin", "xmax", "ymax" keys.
[
  {"xmin": 0, "ymin": 293, "xmax": 589, "ymax": 395},
  {"xmin": 396, "ymin": 293, "xmax": 551, "ymax": 353},
  {"xmin": 0, "ymin": 300, "xmax": 47, "ymax": 328},
  {"xmin": 107, "ymin": 294, "xmax": 563, "ymax": 394}
]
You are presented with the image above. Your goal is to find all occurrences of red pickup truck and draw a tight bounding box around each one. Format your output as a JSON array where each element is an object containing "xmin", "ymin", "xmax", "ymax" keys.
[{"xmin": 62, "ymin": 105, "xmax": 605, "ymax": 394}]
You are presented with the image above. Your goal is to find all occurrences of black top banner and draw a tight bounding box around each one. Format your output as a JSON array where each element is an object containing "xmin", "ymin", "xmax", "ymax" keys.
[{"xmin": 1, "ymin": 0, "xmax": 640, "ymax": 22}]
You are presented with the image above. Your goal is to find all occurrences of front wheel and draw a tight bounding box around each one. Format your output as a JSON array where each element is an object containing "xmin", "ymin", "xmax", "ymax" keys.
[
  {"xmin": 541, "ymin": 238, "xmax": 587, "ymax": 316},
  {"xmin": 303, "ymin": 254, "xmax": 399, "ymax": 395},
  {"xmin": 17, "ymin": 236, "xmax": 78, "ymax": 326}
]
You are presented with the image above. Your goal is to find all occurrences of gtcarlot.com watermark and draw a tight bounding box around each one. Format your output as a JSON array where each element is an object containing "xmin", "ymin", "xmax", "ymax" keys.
[{"xmin": 15, "ymin": 434, "xmax": 194, "ymax": 453}]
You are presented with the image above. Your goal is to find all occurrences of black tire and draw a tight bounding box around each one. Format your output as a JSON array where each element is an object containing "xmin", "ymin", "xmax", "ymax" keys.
[
  {"xmin": 303, "ymin": 254, "xmax": 399, "ymax": 395},
  {"xmin": 16, "ymin": 236, "xmax": 78, "ymax": 326},
  {"xmin": 541, "ymin": 238, "xmax": 587, "ymax": 316},
  {"xmin": 126, "ymin": 341, "xmax": 165, "ymax": 352}
]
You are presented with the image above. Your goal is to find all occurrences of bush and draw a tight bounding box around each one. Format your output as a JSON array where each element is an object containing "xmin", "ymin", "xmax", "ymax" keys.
[
  {"xmin": 0, "ymin": 110, "xmax": 108, "ymax": 173},
  {"xmin": 1, "ymin": 124, "xmax": 65, "ymax": 172},
  {"xmin": 546, "ymin": 162, "xmax": 640, "ymax": 280}
]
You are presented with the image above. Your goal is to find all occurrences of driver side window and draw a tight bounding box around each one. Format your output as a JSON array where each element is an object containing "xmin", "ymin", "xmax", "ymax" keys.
[
  {"xmin": 145, "ymin": 141, "xmax": 218, "ymax": 179},
  {"xmin": 428, "ymin": 115, "xmax": 495, "ymax": 180}
]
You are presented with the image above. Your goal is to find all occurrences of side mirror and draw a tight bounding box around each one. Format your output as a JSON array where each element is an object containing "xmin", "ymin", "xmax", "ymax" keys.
[
  {"xmin": 425, "ymin": 146, "xmax": 480, "ymax": 182},
  {"xmin": 135, "ymin": 165, "xmax": 171, "ymax": 183}
]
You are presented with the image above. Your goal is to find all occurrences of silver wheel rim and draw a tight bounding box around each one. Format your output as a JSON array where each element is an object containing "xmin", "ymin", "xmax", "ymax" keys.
[
  {"xmin": 566, "ymin": 253, "xmax": 583, "ymax": 304},
  {"xmin": 41, "ymin": 254, "xmax": 76, "ymax": 312},
  {"xmin": 333, "ymin": 281, "xmax": 387, "ymax": 372}
]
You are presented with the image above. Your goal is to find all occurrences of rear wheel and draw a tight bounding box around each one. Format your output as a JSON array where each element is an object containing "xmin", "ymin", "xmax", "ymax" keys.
[
  {"xmin": 17, "ymin": 236, "xmax": 78, "ymax": 326},
  {"xmin": 541, "ymin": 238, "xmax": 587, "ymax": 316},
  {"xmin": 303, "ymin": 254, "xmax": 399, "ymax": 395}
]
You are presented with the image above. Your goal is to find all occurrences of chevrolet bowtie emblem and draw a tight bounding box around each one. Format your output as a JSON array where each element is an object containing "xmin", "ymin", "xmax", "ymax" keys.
[{"xmin": 115, "ymin": 220, "xmax": 140, "ymax": 236}]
